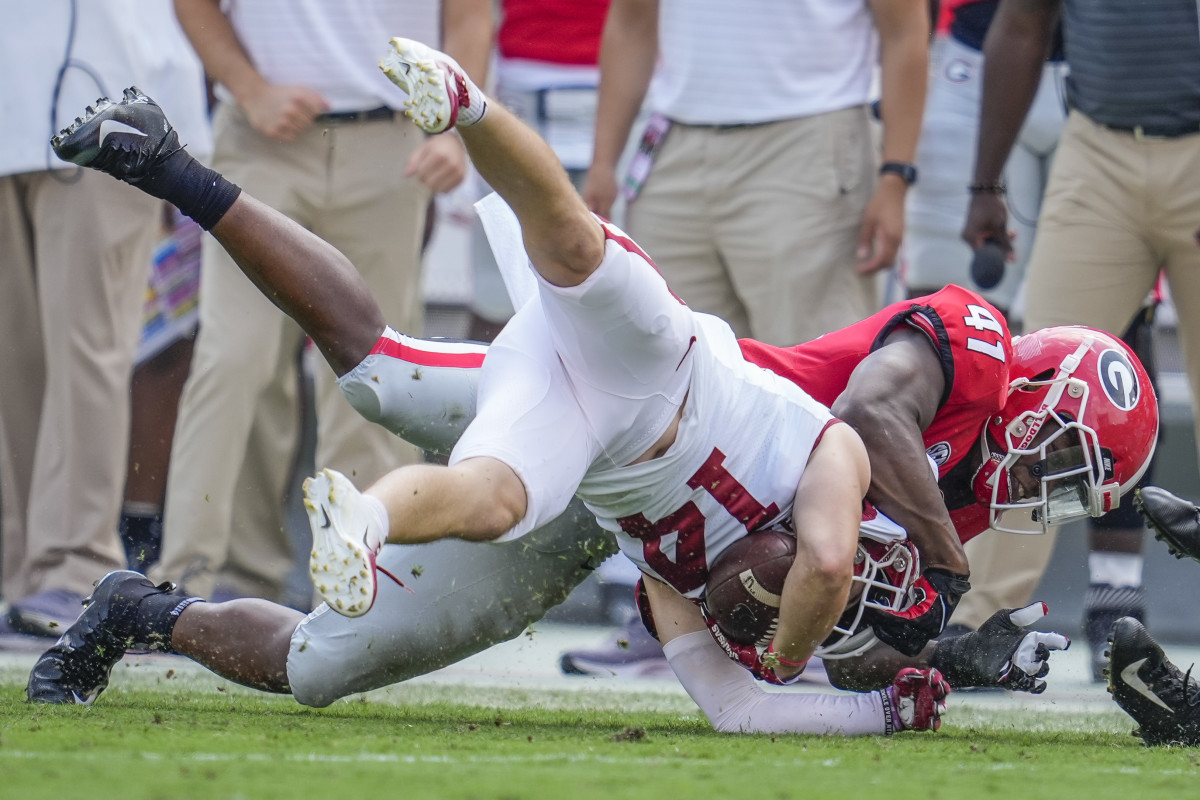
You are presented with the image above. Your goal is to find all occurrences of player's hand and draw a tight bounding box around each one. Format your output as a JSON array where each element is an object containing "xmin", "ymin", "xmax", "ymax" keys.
[
  {"xmin": 929, "ymin": 602, "xmax": 1070, "ymax": 693},
  {"xmin": 961, "ymin": 192, "xmax": 1014, "ymax": 256},
  {"xmin": 855, "ymin": 180, "xmax": 905, "ymax": 275},
  {"xmin": 865, "ymin": 568, "xmax": 971, "ymax": 657},
  {"xmin": 581, "ymin": 165, "xmax": 618, "ymax": 219},
  {"xmin": 241, "ymin": 83, "xmax": 328, "ymax": 141},
  {"xmin": 406, "ymin": 134, "xmax": 467, "ymax": 194}
]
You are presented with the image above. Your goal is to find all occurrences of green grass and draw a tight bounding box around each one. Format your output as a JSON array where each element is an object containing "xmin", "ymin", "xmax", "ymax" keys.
[{"xmin": 3, "ymin": 665, "xmax": 1200, "ymax": 800}]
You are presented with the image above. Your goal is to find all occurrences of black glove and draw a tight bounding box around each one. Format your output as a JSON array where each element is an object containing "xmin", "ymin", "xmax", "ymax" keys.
[
  {"xmin": 929, "ymin": 602, "xmax": 1070, "ymax": 693},
  {"xmin": 865, "ymin": 568, "xmax": 971, "ymax": 657}
]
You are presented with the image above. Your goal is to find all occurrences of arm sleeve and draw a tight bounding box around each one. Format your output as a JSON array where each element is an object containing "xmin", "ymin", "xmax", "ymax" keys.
[{"xmin": 662, "ymin": 631, "xmax": 890, "ymax": 736}]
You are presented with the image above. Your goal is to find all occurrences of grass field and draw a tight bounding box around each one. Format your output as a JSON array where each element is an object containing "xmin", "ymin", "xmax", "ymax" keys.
[{"xmin": 2, "ymin": 625, "xmax": 1198, "ymax": 800}]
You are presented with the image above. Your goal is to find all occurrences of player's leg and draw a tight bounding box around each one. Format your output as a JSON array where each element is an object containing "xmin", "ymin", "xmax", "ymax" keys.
[
  {"xmin": 51, "ymin": 89, "xmax": 382, "ymax": 377},
  {"xmin": 28, "ymin": 497, "xmax": 616, "ymax": 705},
  {"xmin": 380, "ymin": 38, "xmax": 605, "ymax": 288}
]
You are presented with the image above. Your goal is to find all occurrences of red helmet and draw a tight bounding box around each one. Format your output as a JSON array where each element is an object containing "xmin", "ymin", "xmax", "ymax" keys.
[{"xmin": 973, "ymin": 326, "xmax": 1158, "ymax": 533}]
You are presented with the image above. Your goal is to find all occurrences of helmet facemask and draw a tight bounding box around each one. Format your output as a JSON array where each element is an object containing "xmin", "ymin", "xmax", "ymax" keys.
[
  {"xmin": 975, "ymin": 378, "xmax": 1118, "ymax": 533},
  {"xmin": 815, "ymin": 538, "xmax": 921, "ymax": 660}
]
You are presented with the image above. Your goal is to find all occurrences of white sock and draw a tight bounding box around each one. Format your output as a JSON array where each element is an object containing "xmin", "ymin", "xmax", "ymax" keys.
[
  {"xmin": 453, "ymin": 72, "xmax": 488, "ymax": 127},
  {"xmin": 361, "ymin": 493, "xmax": 390, "ymax": 554},
  {"xmin": 1088, "ymin": 551, "xmax": 1143, "ymax": 588}
]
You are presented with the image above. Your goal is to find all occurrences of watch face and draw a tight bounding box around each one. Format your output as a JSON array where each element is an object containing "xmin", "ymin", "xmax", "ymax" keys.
[{"xmin": 881, "ymin": 162, "xmax": 917, "ymax": 184}]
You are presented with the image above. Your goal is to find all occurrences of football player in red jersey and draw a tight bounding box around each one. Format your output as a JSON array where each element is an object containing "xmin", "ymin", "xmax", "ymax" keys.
[
  {"xmin": 27, "ymin": 39, "xmax": 1153, "ymax": 734},
  {"xmin": 742, "ymin": 288, "xmax": 1157, "ymax": 688}
]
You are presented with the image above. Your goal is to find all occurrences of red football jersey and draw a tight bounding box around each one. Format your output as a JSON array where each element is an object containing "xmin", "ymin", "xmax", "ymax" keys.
[{"xmin": 739, "ymin": 285, "xmax": 1012, "ymax": 543}]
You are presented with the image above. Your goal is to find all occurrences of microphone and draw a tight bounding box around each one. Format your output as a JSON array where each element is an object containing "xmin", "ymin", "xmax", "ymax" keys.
[{"xmin": 970, "ymin": 238, "xmax": 1007, "ymax": 290}]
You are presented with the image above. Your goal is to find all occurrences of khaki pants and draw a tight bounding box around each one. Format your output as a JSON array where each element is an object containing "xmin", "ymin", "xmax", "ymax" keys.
[
  {"xmin": 0, "ymin": 170, "xmax": 160, "ymax": 600},
  {"xmin": 152, "ymin": 105, "xmax": 426, "ymax": 600},
  {"xmin": 626, "ymin": 107, "xmax": 881, "ymax": 346},
  {"xmin": 962, "ymin": 110, "xmax": 1200, "ymax": 621}
]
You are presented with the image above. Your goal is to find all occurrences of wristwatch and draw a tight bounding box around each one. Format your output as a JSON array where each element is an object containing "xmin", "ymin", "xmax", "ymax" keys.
[{"xmin": 880, "ymin": 161, "xmax": 918, "ymax": 185}]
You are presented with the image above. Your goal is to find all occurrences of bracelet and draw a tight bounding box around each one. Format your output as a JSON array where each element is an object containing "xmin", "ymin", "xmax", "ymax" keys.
[
  {"xmin": 763, "ymin": 642, "xmax": 809, "ymax": 669},
  {"xmin": 968, "ymin": 181, "xmax": 1007, "ymax": 195}
]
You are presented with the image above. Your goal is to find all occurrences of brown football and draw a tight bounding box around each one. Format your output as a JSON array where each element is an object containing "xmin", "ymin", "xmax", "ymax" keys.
[{"xmin": 702, "ymin": 528, "xmax": 796, "ymax": 647}]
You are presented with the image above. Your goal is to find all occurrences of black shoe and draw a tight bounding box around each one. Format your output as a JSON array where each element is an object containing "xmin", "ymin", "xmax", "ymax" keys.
[
  {"xmin": 1135, "ymin": 486, "xmax": 1200, "ymax": 563},
  {"xmin": 1083, "ymin": 583, "xmax": 1146, "ymax": 682},
  {"xmin": 26, "ymin": 570, "xmax": 180, "ymax": 705},
  {"xmin": 1106, "ymin": 617, "xmax": 1200, "ymax": 746},
  {"xmin": 50, "ymin": 87, "xmax": 179, "ymax": 182}
]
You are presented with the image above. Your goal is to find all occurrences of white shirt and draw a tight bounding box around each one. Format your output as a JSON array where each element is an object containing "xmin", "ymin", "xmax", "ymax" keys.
[
  {"xmin": 650, "ymin": 0, "xmax": 879, "ymax": 125},
  {"xmin": 0, "ymin": 0, "xmax": 211, "ymax": 177},
  {"xmin": 220, "ymin": 0, "xmax": 440, "ymax": 112}
]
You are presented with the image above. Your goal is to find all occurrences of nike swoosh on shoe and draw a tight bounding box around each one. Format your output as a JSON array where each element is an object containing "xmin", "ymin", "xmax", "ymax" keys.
[
  {"xmin": 99, "ymin": 119, "xmax": 148, "ymax": 146},
  {"xmin": 1122, "ymin": 658, "xmax": 1172, "ymax": 710}
]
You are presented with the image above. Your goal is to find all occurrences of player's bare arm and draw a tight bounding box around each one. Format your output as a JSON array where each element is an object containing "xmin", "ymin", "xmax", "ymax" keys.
[
  {"xmin": 769, "ymin": 422, "xmax": 870, "ymax": 678},
  {"xmin": 831, "ymin": 328, "xmax": 967, "ymax": 576}
]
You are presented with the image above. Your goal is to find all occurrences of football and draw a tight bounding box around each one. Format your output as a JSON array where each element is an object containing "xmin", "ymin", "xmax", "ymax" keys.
[{"xmin": 702, "ymin": 528, "xmax": 796, "ymax": 647}]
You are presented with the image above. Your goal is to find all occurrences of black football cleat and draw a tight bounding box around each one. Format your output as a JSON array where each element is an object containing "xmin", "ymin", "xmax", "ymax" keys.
[
  {"xmin": 1135, "ymin": 486, "xmax": 1200, "ymax": 563},
  {"xmin": 1105, "ymin": 616, "xmax": 1200, "ymax": 746},
  {"xmin": 50, "ymin": 86, "xmax": 180, "ymax": 182},
  {"xmin": 26, "ymin": 570, "xmax": 181, "ymax": 705}
]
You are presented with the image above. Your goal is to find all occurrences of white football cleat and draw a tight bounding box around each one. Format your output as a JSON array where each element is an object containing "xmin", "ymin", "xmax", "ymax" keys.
[
  {"xmin": 304, "ymin": 468, "xmax": 382, "ymax": 617},
  {"xmin": 379, "ymin": 37, "xmax": 482, "ymax": 133}
]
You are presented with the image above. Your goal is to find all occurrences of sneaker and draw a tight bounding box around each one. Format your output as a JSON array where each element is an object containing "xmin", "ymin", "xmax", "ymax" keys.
[
  {"xmin": 379, "ymin": 37, "xmax": 483, "ymax": 133},
  {"xmin": 560, "ymin": 618, "xmax": 672, "ymax": 678},
  {"xmin": 889, "ymin": 667, "xmax": 951, "ymax": 733},
  {"xmin": 7, "ymin": 589, "xmax": 86, "ymax": 638},
  {"xmin": 1083, "ymin": 583, "xmax": 1146, "ymax": 682},
  {"xmin": 1105, "ymin": 616, "xmax": 1200, "ymax": 746},
  {"xmin": 1135, "ymin": 486, "xmax": 1200, "ymax": 563},
  {"xmin": 303, "ymin": 468, "xmax": 382, "ymax": 618},
  {"xmin": 26, "ymin": 570, "xmax": 181, "ymax": 704},
  {"xmin": 50, "ymin": 86, "xmax": 180, "ymax": 181}
]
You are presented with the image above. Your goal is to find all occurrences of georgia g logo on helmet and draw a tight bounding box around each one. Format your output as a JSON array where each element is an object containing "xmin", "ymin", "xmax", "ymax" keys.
[{"xmin": 1098, "ymin": 348, "xmax": 1140, "ymax": 411}]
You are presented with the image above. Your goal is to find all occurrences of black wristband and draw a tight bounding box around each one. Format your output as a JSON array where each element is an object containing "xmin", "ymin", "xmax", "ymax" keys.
[{"xmin": 880, "ymin": 161, "xmax": 918, "ymax": 185}]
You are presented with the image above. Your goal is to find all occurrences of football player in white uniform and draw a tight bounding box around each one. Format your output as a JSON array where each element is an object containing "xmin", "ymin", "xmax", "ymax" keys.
[{"xmin": 28, "ymin": 40, "xmax": 956, "ymax": 735}]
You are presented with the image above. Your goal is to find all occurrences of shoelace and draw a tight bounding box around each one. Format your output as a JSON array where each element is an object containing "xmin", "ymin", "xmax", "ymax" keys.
[
  {"xmin": 1146, "ymin": 658, "xmax": 1200, "ymax": 709},
  {"xmin": 376, "ymin": 564, "xmax": 414, "ymax": 595}
]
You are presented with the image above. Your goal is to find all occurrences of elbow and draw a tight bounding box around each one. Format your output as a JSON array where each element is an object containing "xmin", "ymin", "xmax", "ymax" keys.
[{"xmin": 809, "ymin": 551, "xmax": 855, "ymax": 598}]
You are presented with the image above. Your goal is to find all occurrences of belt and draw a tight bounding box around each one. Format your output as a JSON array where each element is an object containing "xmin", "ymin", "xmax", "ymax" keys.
[
  {"xmin": 1100, "ymin": 121, "xmax": 1200, "ymax": 140},
  {"xmin": 314, "ymin": 106, "xmax": 396, "ymax": 124}
]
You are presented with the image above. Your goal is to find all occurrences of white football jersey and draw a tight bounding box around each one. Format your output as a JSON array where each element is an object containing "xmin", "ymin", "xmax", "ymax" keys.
[
  {"xmin": 577, "ymin": 313, "xmax": 832, "ymax": 597},
  {"xmin": 452, "ymin": 211, "xmax": 833, "ymax": 597}
]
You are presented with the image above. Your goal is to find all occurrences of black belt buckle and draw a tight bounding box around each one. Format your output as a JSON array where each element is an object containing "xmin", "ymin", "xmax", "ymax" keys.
[{"xmin": 315, "ymin": 106, "xmax": 395, "ymax": 124}]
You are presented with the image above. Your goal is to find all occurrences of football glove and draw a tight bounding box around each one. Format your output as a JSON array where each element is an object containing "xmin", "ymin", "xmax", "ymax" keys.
[
  {"xmin": 865, "ymin": 568, "xmax": 971, "ymax": 657},
  {"xmin": 929, "ymin": 602, "xmax": 1070, "ymax": 693}
]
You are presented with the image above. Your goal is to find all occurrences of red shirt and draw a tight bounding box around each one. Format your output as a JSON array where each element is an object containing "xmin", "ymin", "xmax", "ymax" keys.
[
  {"xmin": 497, "ymin": 0, "xmax": 610, "ymax": 66},
  {"xmin": 739, "ymin": 284, "xmax": 1013, "ymax": 543}
]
